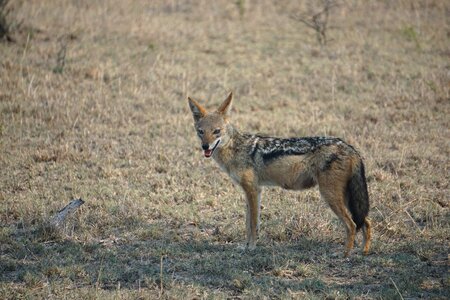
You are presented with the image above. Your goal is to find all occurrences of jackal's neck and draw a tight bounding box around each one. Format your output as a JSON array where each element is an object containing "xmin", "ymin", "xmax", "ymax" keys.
[
  {"xmin": 214, "ymin": 123, "xmax": 241, "ymax": 152},
  {"xmin": 213, "ymin": 124, "xmax": 242, "ymax": 167}
]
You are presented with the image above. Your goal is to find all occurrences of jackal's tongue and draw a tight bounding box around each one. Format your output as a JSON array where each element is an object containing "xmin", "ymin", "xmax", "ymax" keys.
[{"xmin": 204, "ymin": 149, "xmax": 213, "ymax": 158}]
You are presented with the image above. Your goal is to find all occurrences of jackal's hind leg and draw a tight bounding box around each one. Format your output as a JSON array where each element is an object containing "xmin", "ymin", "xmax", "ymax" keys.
[
  {"xmin": 318, "ymin": 181, "xmax": 357, "ymax": 257},
  {"xmin": 362, "ymin": 218, "xmax": 372, "ymax": 255},
  {"xmin": 332, "ymin": 201, "xmax": 356, "ymax": 257},
  {"xmin": 256, "ymin": 189, "xmax": 261, "ymax": 235}
]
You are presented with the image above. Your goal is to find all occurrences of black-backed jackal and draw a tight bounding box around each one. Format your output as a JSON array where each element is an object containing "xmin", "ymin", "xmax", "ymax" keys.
[{"xmin": 188, "ymin": 93, "xmax": 371, "ymax": 257}]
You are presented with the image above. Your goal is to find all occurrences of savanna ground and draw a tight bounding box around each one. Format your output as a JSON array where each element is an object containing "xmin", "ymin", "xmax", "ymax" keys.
[{"xmin": 1, "ymin": 1, "xmax": 449, "ymax": 299}]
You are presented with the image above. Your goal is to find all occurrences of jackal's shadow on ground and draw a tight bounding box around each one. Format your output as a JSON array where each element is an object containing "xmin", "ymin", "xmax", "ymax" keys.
[{"xmin": 1, "ymin": 222, "xmax": 447, "ymax": 298}]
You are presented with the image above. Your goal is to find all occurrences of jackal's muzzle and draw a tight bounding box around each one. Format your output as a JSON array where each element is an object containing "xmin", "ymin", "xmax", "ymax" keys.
[{"xmin": 203, "ymin": 139, "xmax": 220, "ymax": 158}]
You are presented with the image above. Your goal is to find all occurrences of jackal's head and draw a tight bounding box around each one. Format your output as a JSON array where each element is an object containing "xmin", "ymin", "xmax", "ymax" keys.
[{"xmin": 187, "ymin": 93, "xmax": 233, "ymax": 158}]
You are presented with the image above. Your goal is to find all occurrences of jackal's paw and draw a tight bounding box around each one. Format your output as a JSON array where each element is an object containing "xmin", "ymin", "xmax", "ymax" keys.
[
  {"xmin": 247, "ymin": 243, "xmax": 256, "ymax": 251},
  {"xmin": 236, "ymin": 244, "xmax": 247, "ymax": 251},
  {"xmin": 236, "ymin": 243, "xmax": 256, "ymax": 252},
  {"xmin": 330, "ymin": 250, "xmax": 352, "ymax": 258}
]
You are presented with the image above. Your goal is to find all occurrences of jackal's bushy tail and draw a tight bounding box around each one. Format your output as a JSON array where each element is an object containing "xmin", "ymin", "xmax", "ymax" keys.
[{"xmin": 346, "ymin": 161, "xmax": 369, "ymax": 230}]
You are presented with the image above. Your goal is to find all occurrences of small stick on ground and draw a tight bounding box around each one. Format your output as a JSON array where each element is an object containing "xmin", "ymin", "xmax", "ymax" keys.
[
  {"xmin": 159, "ymin": 255, "xmax": 166, "ymax": 298},
  {"xmin": 389, "ymin": 277, "xmax": 405, "ymax": 300},
  {"xmin": 50, "ymin": 198, "xmax": 85, "ymax": 228}
]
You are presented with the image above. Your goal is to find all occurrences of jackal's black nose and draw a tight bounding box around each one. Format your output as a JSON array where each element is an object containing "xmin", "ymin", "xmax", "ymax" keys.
[{"xmin": 202, "ymin": 144, "xmax": 209, "ymax": 150}]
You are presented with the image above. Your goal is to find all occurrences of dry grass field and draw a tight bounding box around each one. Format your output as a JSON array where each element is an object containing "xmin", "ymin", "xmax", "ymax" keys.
[{"xmin": 1, "ymin": 0, "xmax": 449, "ymax": 299}]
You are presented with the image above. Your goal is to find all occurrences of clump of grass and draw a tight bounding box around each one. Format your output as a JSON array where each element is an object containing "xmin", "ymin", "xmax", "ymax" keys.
[
  {"xmin": 0, "ymin": 0, "xmax": 21, "ymax": 42},
  {"xmin": 34, "ymin": 221, "xmax": 64, "ymax": 242},
  {"xmin": 401, "ymin": 26, "xmax": 421, "ymax": 50},
  {"xmin": 0, "ymin": 0, "xmax": 11, "ymax": 39},
  {"xmin": 235, "ymin": 0, "xmax": 245, "ymax": 18},
  {"xmin": 53, "ymin": 40, "xmax": 68, "ymax": 74}
]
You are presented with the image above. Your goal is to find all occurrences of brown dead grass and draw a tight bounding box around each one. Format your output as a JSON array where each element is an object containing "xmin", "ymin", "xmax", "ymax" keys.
[{"xmin": 1, "ymin": 0, "xmax": 449, "ymax": 299}]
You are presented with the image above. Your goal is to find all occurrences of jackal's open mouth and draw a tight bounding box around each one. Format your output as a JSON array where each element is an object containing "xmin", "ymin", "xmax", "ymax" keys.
[{"xmin": 204, "ymin": 139, "xmax": 220, "ymax": 158}]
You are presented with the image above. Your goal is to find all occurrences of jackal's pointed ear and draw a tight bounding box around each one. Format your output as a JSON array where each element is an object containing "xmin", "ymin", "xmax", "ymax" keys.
[
  {"xmin": 217, "ymin": 92, "xmax": 233, "ymax": 118},
  {"xmin": 188, "ymin": 97, "xmax": 207, "ymax": 122}
]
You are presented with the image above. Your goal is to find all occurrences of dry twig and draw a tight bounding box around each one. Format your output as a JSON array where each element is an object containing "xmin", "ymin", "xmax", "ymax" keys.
[{"xmin": 291, "ymin": 0, "xmax": 338, "ymax": 46}]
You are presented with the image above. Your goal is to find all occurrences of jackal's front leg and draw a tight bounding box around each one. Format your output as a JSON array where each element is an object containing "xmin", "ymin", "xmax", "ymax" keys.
[{"xmin": 240, "ymin": 170, "xmax": 260, "ymax": 250}]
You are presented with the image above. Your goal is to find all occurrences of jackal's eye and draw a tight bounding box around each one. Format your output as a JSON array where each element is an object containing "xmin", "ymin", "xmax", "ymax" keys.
[
  {"xmin": 213, "ymin": 128, "xmax": 221, "ymax": 135},
  {"xmin": 197, "ymin": 129, "xmax": 204, "ymax": 135}
]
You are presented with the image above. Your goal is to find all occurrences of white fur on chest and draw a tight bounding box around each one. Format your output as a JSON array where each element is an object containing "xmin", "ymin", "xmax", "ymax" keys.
[{"xmin": 213, "ymin": 155, "xmax": 241, "ymax": 184}]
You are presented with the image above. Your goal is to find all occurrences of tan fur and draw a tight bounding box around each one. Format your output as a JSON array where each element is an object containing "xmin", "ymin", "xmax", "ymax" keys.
[
  {"xmin": 363, "ymin": 219, "xmax": 372, "ymax": 255},
  {"xmin": 188, "ymin": 93, "xmax": 371, "ymax": 256},
  {"xmin": 261, "ymin": 156, "xmax": 313, "ymax": 189},
  {"xmin": 239, "ymin": 168, "xmax": 260, "ymax": 249}
]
